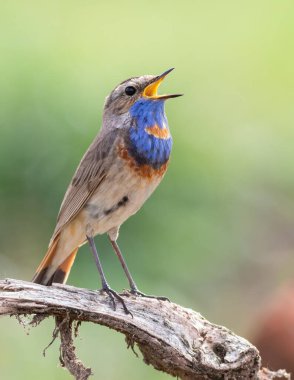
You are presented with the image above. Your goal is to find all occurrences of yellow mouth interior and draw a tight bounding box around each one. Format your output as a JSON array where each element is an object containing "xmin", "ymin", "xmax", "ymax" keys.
[{"xmin": 143, "ymin": 77, "xmax": 165, "ymax": 98}]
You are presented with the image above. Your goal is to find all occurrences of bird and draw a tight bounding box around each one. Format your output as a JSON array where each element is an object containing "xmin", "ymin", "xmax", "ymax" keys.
[{"xmin": 32, "ymin": 68, "xmax": 182, "ymax": 313}]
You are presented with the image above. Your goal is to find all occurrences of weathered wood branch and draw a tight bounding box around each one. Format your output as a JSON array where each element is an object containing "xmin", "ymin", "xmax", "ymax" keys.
[{"xmin": 0, "ymin": 279, "xmax": 290, "ymax": 380}]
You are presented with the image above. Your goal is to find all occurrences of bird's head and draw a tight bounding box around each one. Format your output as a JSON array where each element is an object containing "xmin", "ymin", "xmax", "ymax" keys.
[{"xmin": 104, "ymin": 68, "xmax": 182, "ymax": 116}]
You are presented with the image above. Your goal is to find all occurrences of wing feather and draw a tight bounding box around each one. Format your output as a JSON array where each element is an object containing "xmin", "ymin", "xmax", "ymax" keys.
[{"xmin": 50, "ymin": 129, "xmax": 121, "ymax": 242}]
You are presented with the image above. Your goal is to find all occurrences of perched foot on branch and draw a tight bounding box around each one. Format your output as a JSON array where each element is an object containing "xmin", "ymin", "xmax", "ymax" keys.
[
  {"xmin": 108, "ymin": 239, "xmax": 170, "ymax": 302},
  {"xmin": 101, "ymin": 285, "xmax": 132, "ymax": 316},
  {"xmin": 130, "ymin": 287, "xmax": 170, "ymax": 302},
  {"xmin": 87, "ymin": 235, "xmax": 132, "ymax": 315}
]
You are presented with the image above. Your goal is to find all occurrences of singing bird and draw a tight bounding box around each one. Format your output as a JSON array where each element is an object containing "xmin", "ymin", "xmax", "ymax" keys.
[{"xmin": 32, "ymin": 68, "xmax": 182, "ymax": 312}]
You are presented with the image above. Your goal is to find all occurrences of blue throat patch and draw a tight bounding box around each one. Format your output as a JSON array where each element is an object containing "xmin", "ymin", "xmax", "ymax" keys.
[{"xmin": 127, "ymin": 98, "xmax": 172, "ymax": 169}]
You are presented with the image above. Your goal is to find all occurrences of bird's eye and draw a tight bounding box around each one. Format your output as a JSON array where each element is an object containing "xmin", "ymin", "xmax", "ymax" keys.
[{"xmin": 125, "ymin": 86, "xmax": 136, "ymax": 96}]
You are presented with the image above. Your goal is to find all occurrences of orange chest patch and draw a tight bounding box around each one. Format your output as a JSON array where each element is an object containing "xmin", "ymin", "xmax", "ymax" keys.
[
  {"xmin": 118, "ymin": 144, "xmax": 169, "ymax": 180},
  {"xmin": 145, "ymin": 124, "xmax": 170, "ymax": 139}
]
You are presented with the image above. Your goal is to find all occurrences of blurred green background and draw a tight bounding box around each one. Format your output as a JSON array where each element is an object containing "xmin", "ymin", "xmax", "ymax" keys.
[{"xmin": 1, "ymin": 0, "xmax": 294, "ymax": 379}]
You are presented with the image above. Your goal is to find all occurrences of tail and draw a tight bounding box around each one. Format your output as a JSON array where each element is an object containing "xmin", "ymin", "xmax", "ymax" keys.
[{"xmin": 32, "ymin": 235, "xmax": 78, "ymax": 286}]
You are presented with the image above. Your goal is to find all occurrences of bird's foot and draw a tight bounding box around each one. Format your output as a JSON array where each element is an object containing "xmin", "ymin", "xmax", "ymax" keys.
[
  {"xmin": 130, "ymin": 288, "xmax": 170, "ymax": 302},
  {"xmin": 101, "ymin": 286, "xmax": 132, "ymax": 316}
]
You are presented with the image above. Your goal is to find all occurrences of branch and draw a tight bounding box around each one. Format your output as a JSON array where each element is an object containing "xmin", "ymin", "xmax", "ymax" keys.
[{"xmin": 0, "ymin": 279, "xmax": 290, "ymax": 380}]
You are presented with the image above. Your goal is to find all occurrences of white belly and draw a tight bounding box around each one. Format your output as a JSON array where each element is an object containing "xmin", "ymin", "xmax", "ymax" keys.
[{"xmin": 80, "ymin": 162, "xmax": 163, "ymax": 238}]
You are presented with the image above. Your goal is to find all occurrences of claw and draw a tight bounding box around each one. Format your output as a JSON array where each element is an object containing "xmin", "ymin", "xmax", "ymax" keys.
[
  {"xmin": 103, "ymin": 288, "xmax": 116, "ymax": 310},
  {"xmin": 130, "ymin": 289, "xmax": 170, "ymax": 302},
  {"xmin": 101, "ymin": 287, "xmax": 133, "ymax": 317}
]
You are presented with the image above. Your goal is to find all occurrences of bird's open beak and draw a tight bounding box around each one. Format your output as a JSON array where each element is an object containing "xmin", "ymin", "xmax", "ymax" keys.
[{"xmin": 143, "ymin": 68, "xmax": 183, "ymax": 100}]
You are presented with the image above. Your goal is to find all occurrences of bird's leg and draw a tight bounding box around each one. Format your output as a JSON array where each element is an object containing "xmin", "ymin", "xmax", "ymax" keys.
[
  {"xmin": 108, "ymin": 237, "xmax": 169, "ymax": 301},
  {"xmin": 86, "ymin": 235, "xmax": 131, "ymax": 315}
]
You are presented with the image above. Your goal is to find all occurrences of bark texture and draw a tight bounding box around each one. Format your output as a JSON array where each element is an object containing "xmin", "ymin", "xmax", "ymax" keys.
[{"xmin": 0, "ymin": 279, "xmax": 290, "ymax": 380}]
